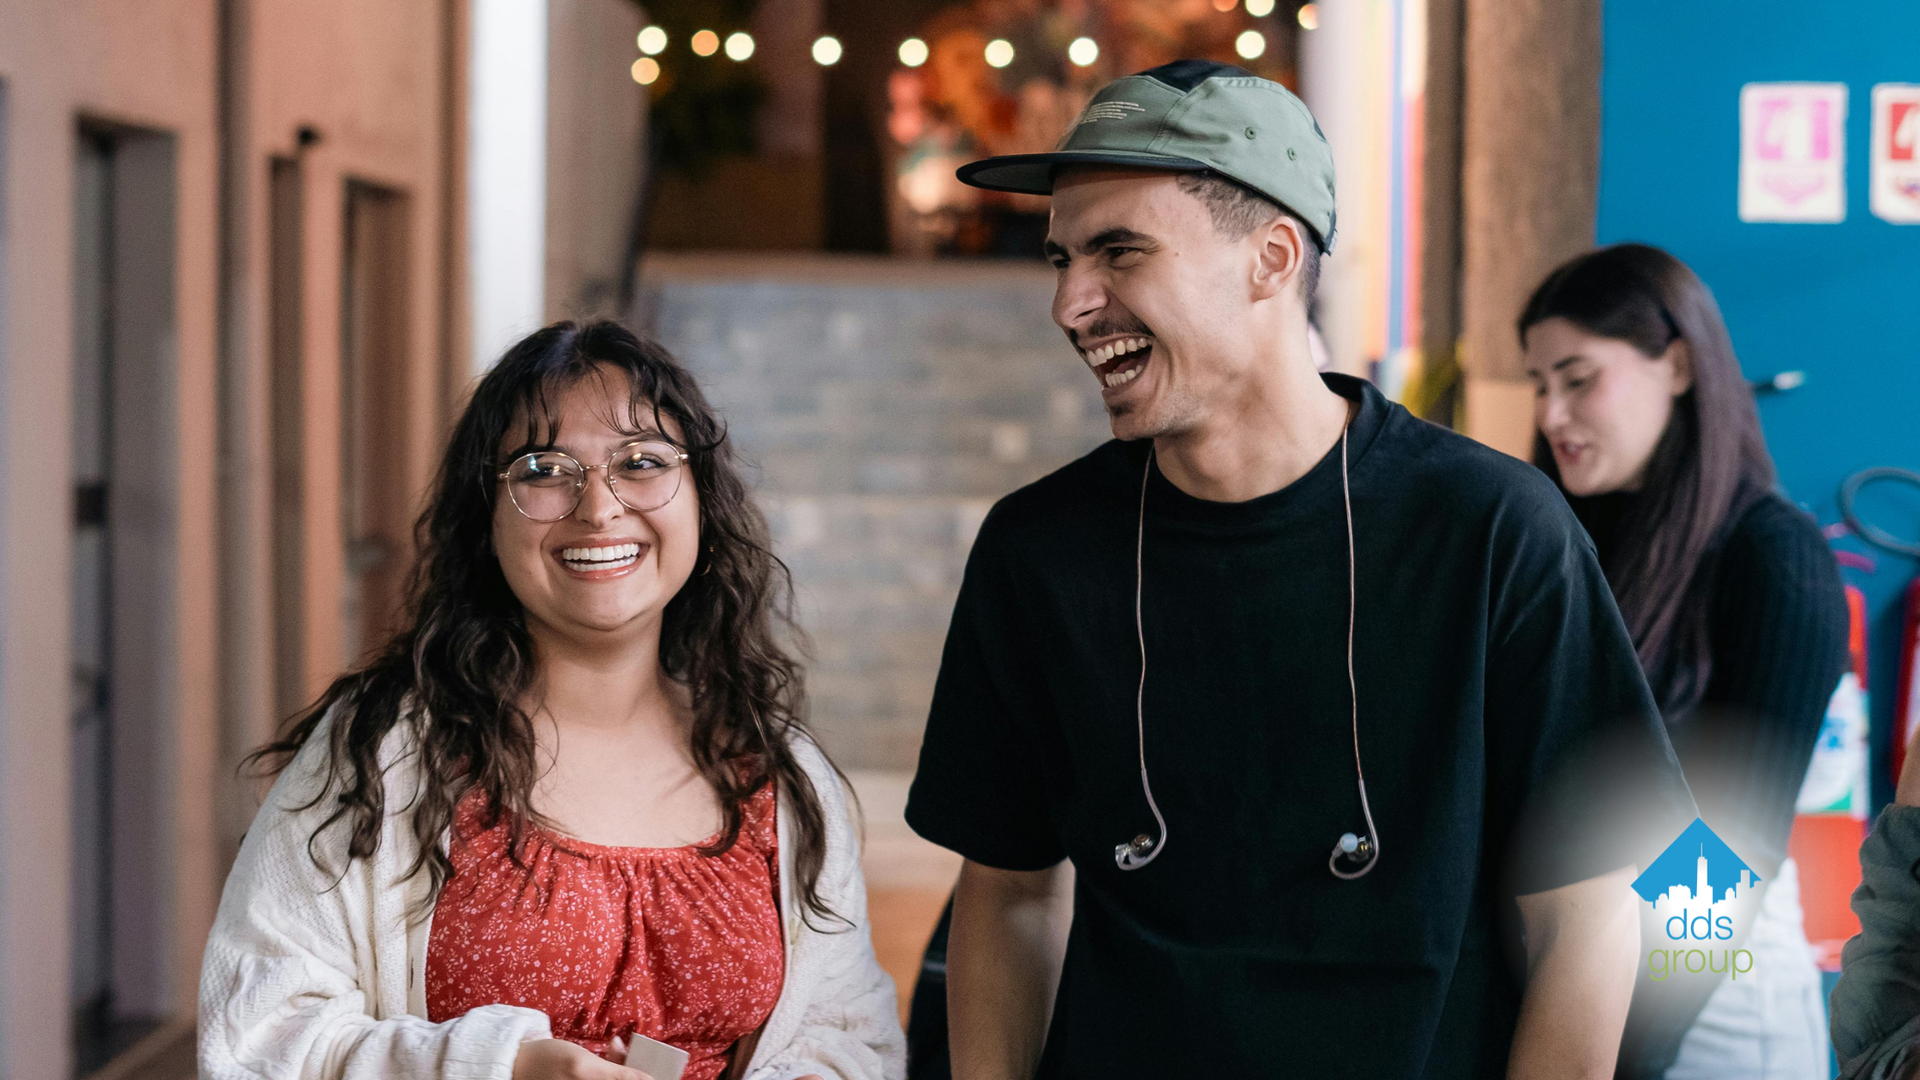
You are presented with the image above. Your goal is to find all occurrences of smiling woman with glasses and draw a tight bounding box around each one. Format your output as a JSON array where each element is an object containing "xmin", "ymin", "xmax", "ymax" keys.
[{"xmin": 199, "ymin": 321, "xmax": 905, "ymax": 1080}]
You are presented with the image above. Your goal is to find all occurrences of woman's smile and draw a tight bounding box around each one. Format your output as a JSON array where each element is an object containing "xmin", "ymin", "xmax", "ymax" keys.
[{"xmin": 552, "ymin": 539, "xmax": 648, "ymax": 579}]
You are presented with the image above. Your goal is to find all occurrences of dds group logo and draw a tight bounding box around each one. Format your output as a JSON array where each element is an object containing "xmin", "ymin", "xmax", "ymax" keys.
[{"xmin": 1630, "ymin": 818, "xmax": 1761, "ymax": 982}]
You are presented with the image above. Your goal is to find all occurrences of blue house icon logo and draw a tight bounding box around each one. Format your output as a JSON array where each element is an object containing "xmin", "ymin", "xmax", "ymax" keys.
[
  {"xmin": 1632, "ymin": 817, "xmax": 1760, "ymax": 905},
  {"xmin": 1633, "ymin": 818, "xmax": 1762, "ymax": 982}
]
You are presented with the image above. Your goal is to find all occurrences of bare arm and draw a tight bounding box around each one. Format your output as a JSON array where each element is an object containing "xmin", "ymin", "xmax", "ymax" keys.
[
  {"xmin": 1508, "ymin": 865, "xmax": 1640, "ymax": 1080},
  {"xmin": 947, "ymin": 858, "xmax": 1075, "ymax": 1080}
]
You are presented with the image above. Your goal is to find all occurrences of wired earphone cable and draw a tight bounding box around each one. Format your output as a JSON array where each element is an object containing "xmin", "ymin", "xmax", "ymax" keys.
[{"xmin": 1114, "ymin": 415, "xmax": 1379, "ymax": 879}]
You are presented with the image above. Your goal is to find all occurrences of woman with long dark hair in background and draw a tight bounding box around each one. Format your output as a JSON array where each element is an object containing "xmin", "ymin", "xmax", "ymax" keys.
[
  {"xmin": 1522, "ymin": 244, "xmax": 1848, "ymax": 1079},
  {"xmin": 199, "ymin": 322, "xmax": 905, "ymax": 1080}
]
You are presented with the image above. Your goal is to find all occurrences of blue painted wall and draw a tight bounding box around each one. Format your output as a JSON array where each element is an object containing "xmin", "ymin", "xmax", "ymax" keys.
[{"xmin": 1599, "ymin": 0, "xmax": 1920, "ymax": 814}]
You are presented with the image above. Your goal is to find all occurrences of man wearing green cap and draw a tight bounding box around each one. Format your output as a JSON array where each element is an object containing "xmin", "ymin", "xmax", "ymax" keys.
[{"xmin": 904, "ymin": 61, "xmax": 1697, "ymax": 1077}]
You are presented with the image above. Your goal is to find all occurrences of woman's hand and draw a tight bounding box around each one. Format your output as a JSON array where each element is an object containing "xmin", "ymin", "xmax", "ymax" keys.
[{"xmin": 513, "ymin": 1038, "xmax": 651, "ymax": 1080}]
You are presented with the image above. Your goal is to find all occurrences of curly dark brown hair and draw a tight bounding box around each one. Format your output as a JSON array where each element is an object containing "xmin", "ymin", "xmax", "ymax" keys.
[{"xmin": 250, "ymin": 320, "xmax": 842, "ymax": 923}]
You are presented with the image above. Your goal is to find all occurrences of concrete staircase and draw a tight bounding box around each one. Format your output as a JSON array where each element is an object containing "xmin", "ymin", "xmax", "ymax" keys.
[{"xmin": 641, "ymin": 254, "xmax": 1112, "ymax": 773}]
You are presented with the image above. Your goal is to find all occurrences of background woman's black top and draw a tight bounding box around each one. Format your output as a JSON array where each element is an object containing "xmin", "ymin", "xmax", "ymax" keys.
[{"xmin": 1573, "ymin": 487, "xmax": 1850, "ymax": 1078}]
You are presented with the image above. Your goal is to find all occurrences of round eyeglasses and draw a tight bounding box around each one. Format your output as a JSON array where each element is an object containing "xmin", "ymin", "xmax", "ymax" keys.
[{"xmin": 497, "ymin": 440, "xmax": 689, "ymax": 522}]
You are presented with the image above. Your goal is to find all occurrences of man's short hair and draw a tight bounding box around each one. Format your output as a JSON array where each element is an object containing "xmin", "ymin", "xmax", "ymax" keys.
[{"xmin": 1176, "ymin": 172, "xmax": 1322, "ymax": 308}]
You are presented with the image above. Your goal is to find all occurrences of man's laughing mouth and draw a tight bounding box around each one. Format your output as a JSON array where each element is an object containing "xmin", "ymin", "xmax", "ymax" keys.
[{"xmin": 1079, "ymin": 335, "xmax": 1154, "ymax": 391}]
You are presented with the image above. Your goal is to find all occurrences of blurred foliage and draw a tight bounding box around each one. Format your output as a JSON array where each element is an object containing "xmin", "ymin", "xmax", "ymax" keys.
[{"xmin": 627, "ymin": 0, "xmax": 768, "ymax": 178}]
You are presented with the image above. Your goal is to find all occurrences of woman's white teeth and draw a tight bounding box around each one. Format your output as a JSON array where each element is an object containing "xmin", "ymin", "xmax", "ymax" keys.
[
  {"xmin": 561, "ymin": 543, "xmax": 640, "ymax": 567},
  {"xmin": 1104, "ymin": 366, "xmax": 1143, "ymax": 388}
]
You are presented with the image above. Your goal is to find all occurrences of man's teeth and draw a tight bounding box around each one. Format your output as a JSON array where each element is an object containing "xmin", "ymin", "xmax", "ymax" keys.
[
  {"xmin": 1103, "ymin": 366, "xmax": 1143, "ymax": 388},
  {"xmin": 1082, "ymin": 336, "xmax": 1151, "ymax": 370},
  {"xmin": 561, "ymin": 543, "xmax": 641, "ymax": 567}
]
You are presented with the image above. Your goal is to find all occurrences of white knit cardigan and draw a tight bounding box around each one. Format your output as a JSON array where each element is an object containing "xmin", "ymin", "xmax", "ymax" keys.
[{"xmin": 198, "ymin": 711, "xmax": 906, "ymax": 1080}]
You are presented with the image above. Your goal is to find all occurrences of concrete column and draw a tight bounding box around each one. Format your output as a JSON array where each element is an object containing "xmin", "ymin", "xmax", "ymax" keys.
[
  {"xmin": 1459, "ymin": 0, "xmax": 1600, "ymax": 456},
  {"xmin": 469, "ymin": 0, "xmax": 549, "ymax": 371},
  {"xmin": 1299, "ymin": 0, "xmax": 1388, "ymax": 379},
  {"xmin": 1414, "ymin": 0, "xmax": 1463, "ymax": 423}
]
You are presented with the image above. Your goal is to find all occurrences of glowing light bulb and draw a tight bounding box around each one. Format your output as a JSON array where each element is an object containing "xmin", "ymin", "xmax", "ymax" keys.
[
  {"xmin": 984, "ymin": 38, "xmax": 1014, "ymax": 68},
  {"xmin": 1067, "ymin": 37, "xmax": 1099, "ymax": 67},
  {"xmin": 1297, "ymin": 3, "xmax": 1320, "ymax": 30},
  {"xmin": 690, "ymin": 29, "xmax": 719, "ymax": 56},
  {"xmin": 1234, "ymin": 29, "xmax": 1266, "ymax": 58},
  {"xmin": 899, "ymin": 37, "xmax": 929, "ymax": 67},
  {"xmin": 812, "ymin": 35, "xmax": 843, "ymax": 65},
  {"xmin": 632, "ymin": 57, "xmax": 660, "ymax": 85},
  {"xmin": 637, "ymin": 26, "xmax": 667, "ymax": 55},
  {"xmin": 724, "ymin": 31, "xmax": 754, "ymax": 61},
  {"xmin": 1246, "ymin": 0, "xmax": 1276, "ymax": 15}
]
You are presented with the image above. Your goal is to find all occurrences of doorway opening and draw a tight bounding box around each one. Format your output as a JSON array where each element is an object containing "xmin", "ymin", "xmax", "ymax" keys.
[
  {"xmin": 340, "ymin": 181, "xmax": 413, "ymax": 664},
  {"xmin": 70, "ymin": 121, "xmax": 180, "ymax": 1076},
  {"xmin": 268, "ymin": 156, "xmax": 306, "ymax": 720}
]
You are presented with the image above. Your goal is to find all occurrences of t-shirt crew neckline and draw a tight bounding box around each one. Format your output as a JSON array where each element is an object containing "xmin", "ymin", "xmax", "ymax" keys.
[{"xmin": 1139, "ymin": 373, "xmax": 1387, "ymax": 530}]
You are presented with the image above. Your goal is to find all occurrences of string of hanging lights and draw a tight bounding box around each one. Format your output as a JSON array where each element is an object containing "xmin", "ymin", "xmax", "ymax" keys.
[{"xmin": 628, "ymin": 0, "xmax": 1309, "ymax": 87}]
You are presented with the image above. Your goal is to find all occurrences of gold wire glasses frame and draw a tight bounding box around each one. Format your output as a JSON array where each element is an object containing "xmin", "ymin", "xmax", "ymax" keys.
[{"xmin": 496, "ymin": 440, "xmax": 690, "ymax": 522}]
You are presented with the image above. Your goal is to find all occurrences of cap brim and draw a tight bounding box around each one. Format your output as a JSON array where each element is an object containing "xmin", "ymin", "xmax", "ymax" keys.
[{"xmin": 956, "ymin": 151, "xmax": 1210, "ymax": 195}]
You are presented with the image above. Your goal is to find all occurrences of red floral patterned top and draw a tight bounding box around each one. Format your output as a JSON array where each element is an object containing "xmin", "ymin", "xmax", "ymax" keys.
[{"xmin": 426, "ymin": 780, "xmax": 785, "ymax": 1080}]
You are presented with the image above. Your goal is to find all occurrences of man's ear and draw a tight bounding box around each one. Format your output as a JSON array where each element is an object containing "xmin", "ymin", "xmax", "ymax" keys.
[{"xmin": 1250, "ymin": 213, "xmax": 1306, "ymax": 304}]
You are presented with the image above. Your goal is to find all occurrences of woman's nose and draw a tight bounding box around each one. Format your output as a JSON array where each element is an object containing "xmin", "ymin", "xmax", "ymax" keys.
[
  {"xmin": 572, "ymin": 466, "xmax": 626, "ymax": 524},
  {"xmin": 1536, "ymin": 388, "xmax": 1568, "ymax": 434}
]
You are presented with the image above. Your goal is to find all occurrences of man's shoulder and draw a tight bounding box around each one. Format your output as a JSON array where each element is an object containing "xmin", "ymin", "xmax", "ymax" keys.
[
  {"xmin": 1370, "ymin": 407, "xmax": 1576, "ymax": 536},
  {"xmin": 976, "ymin": 438, "xmax": 1136, "ymax": 548}
]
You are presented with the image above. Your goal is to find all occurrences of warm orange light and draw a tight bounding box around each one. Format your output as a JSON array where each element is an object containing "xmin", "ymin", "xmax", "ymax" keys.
[
  {"xmin": 1297, "ymin": 3, "xmax": 1320, "ymax": 30},
  {"xmin": 632, "ymin": 57, "xmax": 660, "ymax": 85},
  {"xmin": 1212, "ymin": 0, "xmax": 1237, "ymax": 11},
  {"xmin": 690, "ymin": 29, "xmax": 719, "ymax": 56}
]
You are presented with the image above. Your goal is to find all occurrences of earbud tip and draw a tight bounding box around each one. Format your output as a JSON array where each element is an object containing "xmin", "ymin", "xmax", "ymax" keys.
[{"xmin": 1338, "ymin": 832, "xmax": 1359, "ymax": 854}]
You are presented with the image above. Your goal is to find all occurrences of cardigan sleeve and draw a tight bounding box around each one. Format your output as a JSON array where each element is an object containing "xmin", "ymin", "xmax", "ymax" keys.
[
  {"xmin": 197, "ymin": 713, "xmax": 552, "ymax": 1080},
  {"xmin": 746, "ymin": 743, "xmax": 907, "ymax": 1080}
]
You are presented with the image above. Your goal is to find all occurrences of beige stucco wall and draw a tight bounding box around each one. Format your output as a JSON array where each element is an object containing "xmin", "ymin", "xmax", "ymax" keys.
[
  {"xmin": 240, "ymin": 0, "xmax": 456, "ymax": 763},
  {"xmin": 0, "ymin": 4, "xmax": 221, "ymax": 1077},
  {"xmin": 0, "ymin": 2, "xmax": 457, "ymax": 1076}
]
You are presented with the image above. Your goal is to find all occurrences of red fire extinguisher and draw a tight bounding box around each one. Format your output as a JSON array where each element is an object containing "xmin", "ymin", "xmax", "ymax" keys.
[{"xmin": 1790, "ymin": 586, "xmax": 1870, "ymax": 971}]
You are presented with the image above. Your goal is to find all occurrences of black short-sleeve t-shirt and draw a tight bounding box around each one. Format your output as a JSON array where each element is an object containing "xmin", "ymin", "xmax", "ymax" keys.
[{"xmin": 906, "ymin": 375, "xmax": 1696, "ymax": 1078}]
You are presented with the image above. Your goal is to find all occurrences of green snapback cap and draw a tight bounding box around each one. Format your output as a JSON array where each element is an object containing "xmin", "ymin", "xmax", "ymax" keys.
[{"xmin": 957, "ymin": 59, "xmax": 1337, "ymax": 252}]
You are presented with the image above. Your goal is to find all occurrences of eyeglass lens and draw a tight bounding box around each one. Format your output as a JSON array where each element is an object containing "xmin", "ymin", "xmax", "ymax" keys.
[{"xmin": 504, "ymin": 441, "xmax": 684, "ymax": 521}]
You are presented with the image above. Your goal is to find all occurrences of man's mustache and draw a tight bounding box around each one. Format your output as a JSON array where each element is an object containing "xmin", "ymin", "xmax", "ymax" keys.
[{"xmin": 1070, "ymin": 317, "xmax": 1154, "ymax": 346}]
